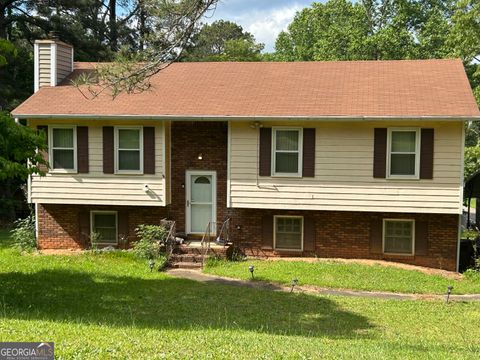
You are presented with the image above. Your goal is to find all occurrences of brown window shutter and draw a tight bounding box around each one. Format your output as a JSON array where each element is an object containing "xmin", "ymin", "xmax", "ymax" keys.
[
  {"xmin": 302, "ymin": 128, "xmax": 315, "ymax": 177},
  {"xmin": 78, "ymin": 210, "xmax": 90, "ymax": 247},
  {"xmin": 259, "ymin": 128, "xmax": 272, "ymax": 176},
  {"xmin": 117, "ymin": 210, "xmax": 129, "ymax": 244},
  {"xmin": 370, "ymin": 218, "xmax": 383, "ymax": 254},
  {"xmin": 103, "ymin": 126, "xmax": 114, "ymax": 174},
  {"xmin": 143, "ymin": 127, "xmax": 155, "ymax": 174},
  {"xmin": 77, "ymin": 126, "xmax": 89, "ymax": 173},
  {"xmin": 415, "ymin": 221, "xmax": 428, "ymax": 256},
  {"xmin": 420, "ymin": 129, "xmax": 434, "ymax": 179},
  {"xmin": 261, "ymin": 215, "xmax": 273, "ymax": 249},
  {"xmin": 373, "ymin": 128, "xmax": 387, "ymax": 178},
  {"xmin": 303, "ymin": 217, "xmax": 316, "ymax": 252},
  {"xmin": 37, "ymin": 125, "xmax": 49, "ymax": 173}
]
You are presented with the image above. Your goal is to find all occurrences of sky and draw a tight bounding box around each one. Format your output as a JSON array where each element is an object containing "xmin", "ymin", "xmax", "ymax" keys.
[{"xmin": 204, "ymin": 0, "xmax": 316, "ymax": 52}]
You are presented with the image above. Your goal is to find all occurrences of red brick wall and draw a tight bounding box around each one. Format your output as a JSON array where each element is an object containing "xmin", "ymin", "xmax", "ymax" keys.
[
  {"xmin": 170, "ymin": 122, "xmax": 229, "ymax": 234},
  {"xmin": 37, "ymin": 204, "xmax": 168, "ymax": 249},
  {"xmin": 229, "ymin": 209, "xmax": 459, "ymax": 271}
]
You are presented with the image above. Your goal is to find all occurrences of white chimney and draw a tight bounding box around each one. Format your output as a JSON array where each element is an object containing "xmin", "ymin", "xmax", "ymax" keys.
[{"xmin": 34, "ymin": 33, "xmax": 73, "ymax": 92}]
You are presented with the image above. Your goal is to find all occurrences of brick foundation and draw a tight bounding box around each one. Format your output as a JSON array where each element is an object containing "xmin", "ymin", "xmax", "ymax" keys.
[
  {"xmin": 229, "ymin": 209, "xmax": 459, "ymax": 271},
  {"xmin": 37, "ymin": 203, "xmax": 459, "ymax": 271},
  {"xmin": 37, "ymin": 203, "xmax": 168, "ymax": 249}
]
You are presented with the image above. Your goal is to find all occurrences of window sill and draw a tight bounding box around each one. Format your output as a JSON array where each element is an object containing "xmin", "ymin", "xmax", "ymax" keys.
[
  {"xmin": 271, "ymin": 174, "xmax": 302, "ymax": 178},
  {"xmin": 383, "ymin": 252, "xmax": 415, "ymax": 258},
  {"xmin": 49, "ymin": 169, "xmax": 78, "ymax": 174},
  {"xmin": 114, "ymin": 171, "xmax": 144, "ymax": 175},
  {"xmin": 386, "ymin": 175, "xmax": 419, "ymax": 180}
]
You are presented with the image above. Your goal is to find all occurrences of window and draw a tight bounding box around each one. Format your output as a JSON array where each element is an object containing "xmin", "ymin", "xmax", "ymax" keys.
[
  {"xmin": 274, "ymin": 216, "xmax": 303, "ymax": 250},
  {"xmin": 387, "ymin": 128, "xmax": 420, "ymax": 178},
  {"xmin": 272, "ymin": 128, "xmax": 302, "ymax": 176},
  {"xmin": 91, "ymin": 211, "xmax": 117, "ymax": 244},
  {"xmin": 383, "ymin": 219, "xmax": 414, "ymax": 255},
  {"xmin": 49, "ymin": 126, "xmax": 76, "ymax": 171},
  {"xmin": 115, "ymin": 127, "xmax": 143, "ymax": 173}
]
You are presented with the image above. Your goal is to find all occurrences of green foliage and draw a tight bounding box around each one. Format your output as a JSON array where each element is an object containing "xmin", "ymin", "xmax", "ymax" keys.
[
  {"xmin": 274, "ymin": 0, "xmax": 454, "ymax": 61},
  {"xmin": 464, "ymin": 146, "xmax": 480, "ymax": 179},
  {"xmin": 10, "ymin": 215, "xmax": 36, "ymax": 252},
  {"xmin": 133, "ymin": 224, "xmax": 168, "ymax": 260},
  {"xmin": 182, "ymin": 20, "xmax": 264, "ymax": 61},
  {"xmin": 0, "ymin": 111, "xmax": 48, "ymax": 181},
  {"xmin": 89, "ymin": 231, "xmax": 102, "ymax": 252}
]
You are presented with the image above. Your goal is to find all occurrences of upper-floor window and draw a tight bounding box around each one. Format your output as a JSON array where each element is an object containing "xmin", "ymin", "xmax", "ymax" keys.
[
  {"xmin": 115, "ymin": 127, "xmax": 143, "ymax": 174},
  {"xmin": 387, "ymin": 128, "xmax": 420, "ymax": 179},
  {"xmin": 49, "ymin": 126, "xmax": 76, "ymax": 172},
  {"xmin": 272, "ymin": 128, "xmax": 303, "ymax": 176}
]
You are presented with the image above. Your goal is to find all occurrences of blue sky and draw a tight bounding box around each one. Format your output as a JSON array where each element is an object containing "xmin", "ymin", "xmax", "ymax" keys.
[{"xmin": 204, "ymin": 0, "xmax": 316, "ymax": 52}]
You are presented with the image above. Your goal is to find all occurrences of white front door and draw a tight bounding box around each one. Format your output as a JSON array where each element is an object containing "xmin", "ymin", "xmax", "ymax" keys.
[{"xmin": 186, "ymin": 171, "xmax": 216, "ymax": 234}]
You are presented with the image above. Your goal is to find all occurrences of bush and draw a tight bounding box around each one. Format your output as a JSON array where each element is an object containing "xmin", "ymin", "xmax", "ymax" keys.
[
  {"xmin": 10, "ymin": 215, "xmax": 36, "ymax": 252},
  {"xmin": 133, "ymin": 224, "xmax": 168, "ymax": 260}
]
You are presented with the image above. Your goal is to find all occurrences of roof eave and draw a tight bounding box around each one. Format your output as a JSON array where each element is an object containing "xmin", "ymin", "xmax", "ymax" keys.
[{"xmin": 11, "ymin": 114, "xmax": 480, "ymax": 121}]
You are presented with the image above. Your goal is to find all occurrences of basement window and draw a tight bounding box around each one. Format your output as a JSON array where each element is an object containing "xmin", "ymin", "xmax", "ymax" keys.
[
  {"xmin": 274, "ymin": 216, "xmax": 303, "ymax": 251},
  {"xmin": 383, "ymin": 219, "xmax": 415, "ymax": 255},
  {"xmin": 90, "ymin": 211, "xmax": 118, "ymax": 245},
  {"xmin": 49, "ymin": 126, "xmax": 76, "ymax": 171}
]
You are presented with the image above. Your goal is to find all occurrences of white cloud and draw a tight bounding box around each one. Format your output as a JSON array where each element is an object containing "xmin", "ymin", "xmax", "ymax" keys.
[{"xmin": 206, "ymin": 1, "xmax": 312, "ymax": 52}]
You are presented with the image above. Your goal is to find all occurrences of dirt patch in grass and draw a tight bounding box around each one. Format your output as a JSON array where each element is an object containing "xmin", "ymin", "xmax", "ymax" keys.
[{"xmin": 263, "ymin": 257, "xmax": 462, "ymax": 280}]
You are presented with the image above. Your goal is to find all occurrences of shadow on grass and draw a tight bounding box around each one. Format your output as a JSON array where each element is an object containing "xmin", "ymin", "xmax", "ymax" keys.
[{"xmin": 0, "ymin": 269, "xmax": 373, "ymax": 338}]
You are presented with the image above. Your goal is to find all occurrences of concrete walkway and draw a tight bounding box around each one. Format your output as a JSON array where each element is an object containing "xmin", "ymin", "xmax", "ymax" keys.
[{"xmin": 167, "ymin": 268, "xmax": 480, "ymax": 302}]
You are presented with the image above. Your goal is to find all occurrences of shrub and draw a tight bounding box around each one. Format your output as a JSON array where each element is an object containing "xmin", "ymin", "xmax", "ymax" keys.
[
  {"xmin": 10, "ymin": 215, "xmax": 36, "ymax": 252},
  {"xmin": 133, "ymin": 224, "xmax": 168, "ymax": 260},
  {"xmin": 89, "ymin": 231, "xmax": 102, "ymax": 252}
]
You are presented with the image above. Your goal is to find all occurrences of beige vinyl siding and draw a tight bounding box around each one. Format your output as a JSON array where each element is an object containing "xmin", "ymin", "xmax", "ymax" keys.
[
  {"xmin": 229, "ymin": 121, "xmax": 463, "ymax": 214},
  {"xmin": 38, "ymin": 43, "xmax": 51, "ymax": 88},
  {"xmin": 30, "ymin": 120, "xmax": 167, "ymax": 207},
  {"xmin": 56, "ymin": 44, "xmax": 72, "ymax": 84}
]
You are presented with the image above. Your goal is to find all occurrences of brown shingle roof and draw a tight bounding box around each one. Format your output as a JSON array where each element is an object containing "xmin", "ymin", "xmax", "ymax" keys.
[{"xmin": 12, "ymin": 59, "xmax": 480, "ymax": 119}]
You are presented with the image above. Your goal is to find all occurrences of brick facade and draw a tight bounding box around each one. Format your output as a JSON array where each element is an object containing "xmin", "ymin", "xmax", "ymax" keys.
[
  {"xmin": 229, "ymin": 209, "xmax": 459, "ymax": 271},
  {"xmin": 170, "ymin": 121, "xmax": 230, "ymax": 234},
  {"xmin": 37, "ymin": 203, "xmax": 168, "ymax": 249}
]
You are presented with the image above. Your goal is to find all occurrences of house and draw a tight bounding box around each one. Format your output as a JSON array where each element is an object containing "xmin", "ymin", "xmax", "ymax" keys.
[{"xmin": 11, "ymin": 37, "xmax": 480, "ymax": 271}]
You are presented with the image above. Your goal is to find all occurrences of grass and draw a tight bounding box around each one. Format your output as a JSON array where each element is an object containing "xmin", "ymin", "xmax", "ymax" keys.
[
  {"xmin": 204, "ymin": 259, "xmax": 480, "ymax": 295},
  {"xmin": 1, "ymin": 232, "xmax": 480, "ymax": 358}
]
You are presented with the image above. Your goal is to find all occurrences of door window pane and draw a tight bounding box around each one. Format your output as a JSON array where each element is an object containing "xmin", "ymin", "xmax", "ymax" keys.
[
  {"xmin": 384, "ymin": 220, "xmax": 413, "ymax": 254},
  {"xmin": 275, "ymin": 217, "xmax": 303, "ymax": 250},
  {"xmin": 191, "ymin": 176, "xmax": 212, "ymax": 203}
]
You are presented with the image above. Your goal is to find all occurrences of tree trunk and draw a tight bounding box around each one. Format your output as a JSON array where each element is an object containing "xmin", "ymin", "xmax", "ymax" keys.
[
  {"xmin": 0, "ymin": 5, "xmax": 6, "ymax": 39},
  {"xmin": 109, "ymin": 0, "xmax": 117, "ymax": 51}
]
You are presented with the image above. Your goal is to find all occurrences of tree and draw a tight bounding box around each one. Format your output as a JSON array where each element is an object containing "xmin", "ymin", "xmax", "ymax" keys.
[
  {"xmin": 0, "ymin": 111, "xmax": 47, "ymax": 220},
  {"xmin": 182, "ymin": 20, "xmax": 263, "ymax": 61},
  {"xmin": 274, "ymin": 0, "xmax": 454, "ymax": 61}
]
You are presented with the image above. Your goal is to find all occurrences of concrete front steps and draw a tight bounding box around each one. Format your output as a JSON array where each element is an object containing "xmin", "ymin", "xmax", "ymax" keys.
[{"xmin": 169, "ymin": 242, "xmax": 228, "ymax": 269}]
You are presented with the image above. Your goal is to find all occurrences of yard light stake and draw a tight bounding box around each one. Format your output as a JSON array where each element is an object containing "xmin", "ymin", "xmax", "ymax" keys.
[
  {"xmin": 446, "ymin": 285, "xmax": 453, "ymax": 303},
  {"xmin": 291, "ymin": 278, "xmax": 299, "ymax": 293},
  {"xmin": 149, "ymin": 259, "xmax": 155, "ymax": 272},
  {"xmin": 248, "ymin": 265, "xmax": 254, "ymax": 279}
]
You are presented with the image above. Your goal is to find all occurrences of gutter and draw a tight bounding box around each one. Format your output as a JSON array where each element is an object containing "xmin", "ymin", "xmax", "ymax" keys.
[{"xmin": 10, "ymin": 114, "xmax": 480, "ymax": 121}]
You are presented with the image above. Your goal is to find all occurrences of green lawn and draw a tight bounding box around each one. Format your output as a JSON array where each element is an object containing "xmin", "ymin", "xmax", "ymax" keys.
[
  {"xmin": 1, "ymin": 233, "xmax": 480, "ymax": 358},
  {"xmin": 204, "ymin": 259, "xmax": 480, "ymax": 295}
]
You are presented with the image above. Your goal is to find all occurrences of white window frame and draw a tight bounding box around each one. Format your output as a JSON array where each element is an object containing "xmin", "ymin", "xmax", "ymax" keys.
[
  {"xmin": 273, "ymin": 215, "xmax": 304, "ymax": 251},
  {"xmin": 382, "ymin": 219, "xmax": 415, "ymax": 256},
  {"xmin": 386, "ymin": 128, "xmax": 420, "ymax": 180},
  {"xmin": 90, "ymin": 210, "xmax": 118, "ymax": 245},
  {"xmin": 271, "ymin": 127, "xmax": 303, "ymax": 177},
  {"xmin": 114, "ymin": 126, "xmax": 144, "ymax": 174},
  {"xmin": 48, "ymin": 125, "xmax": 77, "ymax": 173}
]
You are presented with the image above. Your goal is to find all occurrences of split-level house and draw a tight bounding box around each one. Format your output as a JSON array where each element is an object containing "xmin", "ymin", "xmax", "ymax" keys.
[{"xmin": 11, "ymin": 38, "xmax": 480, "ymax": 271}]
